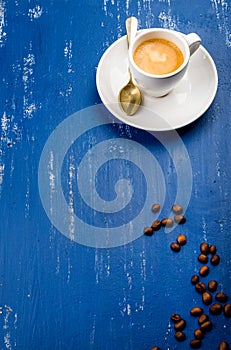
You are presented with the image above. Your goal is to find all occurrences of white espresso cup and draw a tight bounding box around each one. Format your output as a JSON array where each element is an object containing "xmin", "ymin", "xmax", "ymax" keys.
[{"xmin": 129, "ymin": 28, "xmax": 201, "ymax": 97}]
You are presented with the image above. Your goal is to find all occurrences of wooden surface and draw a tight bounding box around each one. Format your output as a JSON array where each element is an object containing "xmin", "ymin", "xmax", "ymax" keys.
[{"xmin": 0, "ymin": 1, "xmax": 230, "ymax": 349}]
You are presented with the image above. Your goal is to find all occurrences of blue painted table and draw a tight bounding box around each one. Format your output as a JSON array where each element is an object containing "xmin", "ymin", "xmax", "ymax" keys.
[{"xmin": 0, "ymin": 1, "xmax": 230, "ymax": 349}]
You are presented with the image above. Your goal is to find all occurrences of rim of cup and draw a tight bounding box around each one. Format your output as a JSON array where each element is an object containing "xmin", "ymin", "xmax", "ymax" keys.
[{"xmin": 129, "ymin": 28, "xmax": 191, "ymax": 79}]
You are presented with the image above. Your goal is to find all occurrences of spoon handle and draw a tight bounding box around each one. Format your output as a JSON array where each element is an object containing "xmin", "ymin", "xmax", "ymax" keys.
[{"xmin": 126, "ymin": 16, "xmax": 138, "ymax": 48}]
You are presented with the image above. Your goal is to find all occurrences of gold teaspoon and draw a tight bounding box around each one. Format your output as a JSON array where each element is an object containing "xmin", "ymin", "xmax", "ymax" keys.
[{"xmin": 118, "ymin": 17, "xmax": 142, "ymax": 116}]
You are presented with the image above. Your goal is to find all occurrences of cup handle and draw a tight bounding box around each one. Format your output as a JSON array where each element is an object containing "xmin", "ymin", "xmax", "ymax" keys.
[{"xmin": 185, "ymin": 33, "xmax": 201, "ymax": 56}]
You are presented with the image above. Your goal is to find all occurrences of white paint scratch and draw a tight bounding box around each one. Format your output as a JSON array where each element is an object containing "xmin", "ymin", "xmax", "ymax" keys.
[
  {"xmin": 28, "ymin": 5, "xmax": 43, "ymax": 20},
  {"xmin": 211, "ymin": 0, "xmax": 231, "ymax": 47},
  {"xmin": 0, "ymin": 305, "xmax": 17, "ymax": 349},
  {"xmin": 68, "ymin": 159, "xmax": 75, "ymax": 241},
  {"xmin": 158, "ymin": 10, "xmax": 178, "ymax": 30},
  {"xmin": 0, "ymin": 1, "xmax": 7, "ymax": 47},
  {"xmin": 64, "ymin": 40, "xmax": 74, "ymax": 74},
  {"xmin": 22, "ymin": 49, "xmax": 38, "ymax": 119}
]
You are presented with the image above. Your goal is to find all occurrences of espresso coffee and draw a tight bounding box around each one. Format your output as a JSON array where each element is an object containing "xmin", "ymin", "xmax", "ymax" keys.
[{"xmin": 133, "ymin": 38, "xmax": 184, "ymax": 75}]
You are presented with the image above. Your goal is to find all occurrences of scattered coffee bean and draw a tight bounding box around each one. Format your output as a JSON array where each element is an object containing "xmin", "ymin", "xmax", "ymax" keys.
[
  {"xmin": 161, "ymin": 217, "xmax": 174, "ymax": 227},
  {"xmin": 223, "ymin": 304, "xmax": 231, "ymax": 318},
  {"xmin": 151, "ymin": 347, "xmax": 161, "ymax": 350},
  {"xmin": 200, "ymin": 320, "xmax": 213, "ymax": 332},
  {"xmin": 194, "ymin": 329, "xmax": 204, "ymax": 340},
  {"xmin": 200, "ymin": 242, "xmax": 210, "ymax": 255},
  {"xmin": 210, "ymin": 254, "xmax": 220, "ymax": 266},
  {"xmin": 202, "ymin": 292, "xmax": 213, "ymax": 305},
  {"xmin": 199, "ymin": 265, "xmax": 209, "ymax": 277},
  {"xmin": 151, "ymin": 220, "xmax": 161, "ymax": 231},
  {"xmin": 170, "ymin": 242, "xmax": 181, "ymax": 252},
  {"xmin": 174, "ymin": 319, "xmax": 186, "ymax": 331},
  {"xmin": 174, "ymin": 331, "xmax": 186, "ymax": 342},
  {"xmin": 208, "ymin": 280, "xmax": 218, "ymax": 293},
  {"xmin": 190, "ymin": 307, "xmax": 203, "ymax": 317},
  {"xmin": 195, "ymin": 282, "xmax": 206, "ymax": 294},
  {"xmin": 218, "ymin": 341, "xmax": 230, "ymax": 350},
  {"xmin": 176, "ymin": 234, "xmax": 187, "ymax": 246},
  {"xmin": 171, "ymin": 313, "xmax": 181, "ymax": 322},
  {"xmin": 190, "ymin": 339, "xmax": 202, "ymax": 348},
  {"xmin": 209, "ymin": 303, "xmax": 223, "ymax": 315},
  {"xmin": 151, "ymin": 203, "xmax": 160, "ymax": 213},
  {"xmin": 143, "ymin": 227, "xmax": 153, "ymax": 236},
  {"xmin": 191, "ymin": 275, "xmax": 200, "ymax": 285},
  {"xmin": 198, "ymin": 254, "xmax": 208, "ymax": 264},
  {"xmin": 198, "ymin": 314, "xmax": 209, "ymax": 325},
  {"xmin": 172, "ymin": 204, "xmax": 183, "ymax": 214},
  {"xmin": 209, "ymin": 244, "xmax": 217, "ymax": 255},
  {"xmin": 215, "ymin": 292, "xmax": 228, "ymax": 303},
  {"xmin": 174, "ymin": 214, "xmax": 186, "ymax": 224}
]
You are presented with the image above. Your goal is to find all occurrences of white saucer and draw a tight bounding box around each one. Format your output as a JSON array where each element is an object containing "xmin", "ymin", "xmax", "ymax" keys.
[{"xmin": 96, "ymin": 32, "xmax": 218, "ymax": 131}]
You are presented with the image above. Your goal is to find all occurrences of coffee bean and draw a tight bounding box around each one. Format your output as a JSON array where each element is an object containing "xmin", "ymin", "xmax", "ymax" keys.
[
  {"xmin": 174, "ymin": 214, "xmax": 186, "ymax": 224},
  {"xmin": 143, "ymin": 227, "xmax": 153, "ymax": 236},
  {"xmin": 174, "ymin": 319, "xmax": 186, "ymax": 331},
  {"xmin": 209, "ymin": 244, "xmax": 217, "ymax": 255},
  {"xmin": 195, "ymin": 282, "xmax": 206, "ymax": 294},
  {"xmin": 174, "ymin": 331, "xmax": 186, "ymax": 342},
  {"xmin": 151, "ymin": 220, "xmax": 161, "ymax": 231},
  {"xmin": 215, "ymin": 292, "xmax": 228, "ymax": 303},
  {"xmin": 198, "ymin": 314, "xmax": 209, "ymax": 325},
  {"xmin": 202, "ymin": 292, "xmax": 212, "ymax": 305},
  {"xmin": 194, "ymin": 329, "xmax": 204, "ymax": 340},
  {"xmin": 176, "ymin": 234, "xmax": 187, "ymax": 246},
  {"xmin": 161, "ymin": 217, "xmax": 174, "ymax": 227},
  {"xmin": 208, "ymin": 280, "xmax": 218, "ymax": 293},
  {"xmin": 218, "ymin": 341, "xmax": 230, "ymax": 350},
  {"xmin": 210, "ymin": 254, "xmax": 220, "ymax": 266},
  {"xmin": 151, "ymin": 203, "xmax": 160, "ymax": 213},
  {"xmin": 199, "ymin": 265, "xmax": 209, "ymax": 277},
  {"xmin": 191, "ymin": 275, "xmax": 200, "ymax": 285},
  {"xmin": 170, "ymin": 242, "xmax": 181, "ymax": 252},
  {"xmin": 171, "ymin": 313, "xmax": 181, "ymax": 322},
  {"xmin": 200, "ymin": 320, "xmax": 212, "ymax": 332},
  {"xmin": 172, "ymin": 204, "xmax": 183, "ymax": 214},
  {"xmin": 223, "ymin": 304, "xmax": 231, "ymax": 318},
  {"xmin": 198, "ymin": 254, "xmax": 208, "ymax": 264},
  {"xmin": 200, "ymin": 242, "xmax": 210, "ymax": 255},
  {"xmin": 190, "ymin": 339, "xmax": 202, "ymax": 348},
  {"xmin": 209, "ymin": 303, "xmax": 223, "ymax": 315},
  {"xmin": 151, "ymin": 347, "xmax": 161, "ymax": 350},
  {"xmin": 190, "ymin": 307, "xmax": 203, "ymax": 316}
]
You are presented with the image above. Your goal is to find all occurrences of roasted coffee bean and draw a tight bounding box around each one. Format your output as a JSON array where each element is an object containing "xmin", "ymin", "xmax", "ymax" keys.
[
  {"xmin": 200, "ymin": 320, "xmax": 212, "ymax": 332},
  {"xmin": 151, "ymin": 347, "xmax": 161, "ymax": 350},
  {"xmin": 198, "ymin": 254, "xmax": 208, "ymax": 264},
  {"xmin": 161, "ymin": 217, "xmax": 174, "ymax": 227},
  {"xmin": 174, "ymin": 331, "xmax": 186, "ymax": 342},
  {"xmin": 194, "ymin": 329, "xmax": 204, "ymax": 340},
  {"xmin": 174, "ymin": 214, "xmax": 186, "ymax": 224},
  {"xmin": 170, "ymin": 242, "xmax": 181, "ymax": 252},
  {"xmin": 176, "ymin": 234, "xmax": 187, "ymax": 246},
  {"xmin": 209, "ymin": 244, "xmax": 217, "ymax": 255},
  {"xmin": 151, "ymin": 220, "xmax": 161, "ymax": 231},
  {"xmin": 174, "ymin": 319, "xmax": 186, "ymax": 331},
  {"xmin": 172, "ymin": 204, "xmax": 183, "ymax": 214},
  {"xmin": 199, "ymin": 265, "xmax": 209, "ymax": 277},
  {"xmin": 198, "ymin": 314, "xmax": 209, "ymax": 325},
  {"xmin": 209, "ymin": 303, "xmax": 223, "ymax": 315},
  {"xmin": 190, "ymin": 339, "xmax": 202, "ymax": 348},
  {"xmin": 223, "ymin": 304, "xmax": 231, "ymax": 318},
  {"xmin": 143, "ymin": 227, "xmax": 153, "ymax": 236},
  {"xmin": 195, "ymin": 282, "xmax": 206, "ymax": 294},
  {"xmin": 215, "ymin": 292, "xmax": 228, "ymax": 303},
  {"xmin": 190, "ymin": 307, "xmax": 203, "ymax": 316},
  {"xmin": 191, "ymin": 275, "xmax": 200, "ymax": 285},
  {"xmin": 210, "ymin": 254, "xmax": 220, "ymax": 266},
  {"xmin": 202, "ymin": 292, "xmax": 213, "ymax": 305},
  {"xmin": 200, "ymin": 242, "xmax": 210, "ymax": 255},
  {"xmin": 151, "ymin": 203, "xmax": 160, "ymax": 213},
  {"xmin": 208, "ymin": 280, "xmax": 218, "ymax": 292},
  {"xmin": 171, "ymin": 313, "xmax": 181, "ymax": 322},
  {"xmin": 218, "ymin": 341, "xmax": 230, "ymax": 350}
]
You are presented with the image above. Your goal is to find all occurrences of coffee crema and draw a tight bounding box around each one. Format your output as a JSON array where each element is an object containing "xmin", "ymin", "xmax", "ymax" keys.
[{"xmin": 133, "ymin": 38, "xmax": 184, "ymax": 75}]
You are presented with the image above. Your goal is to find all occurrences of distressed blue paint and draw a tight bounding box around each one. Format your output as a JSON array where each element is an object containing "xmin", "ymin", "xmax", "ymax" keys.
[{"xmin": 0, "ymin": 0, "xmax": 230, "ymax": 349}]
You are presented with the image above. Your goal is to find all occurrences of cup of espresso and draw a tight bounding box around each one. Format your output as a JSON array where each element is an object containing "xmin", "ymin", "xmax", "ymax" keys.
[{"xmin": 129, "ymin": 28, "xmax": 201, "ymax": 97}]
